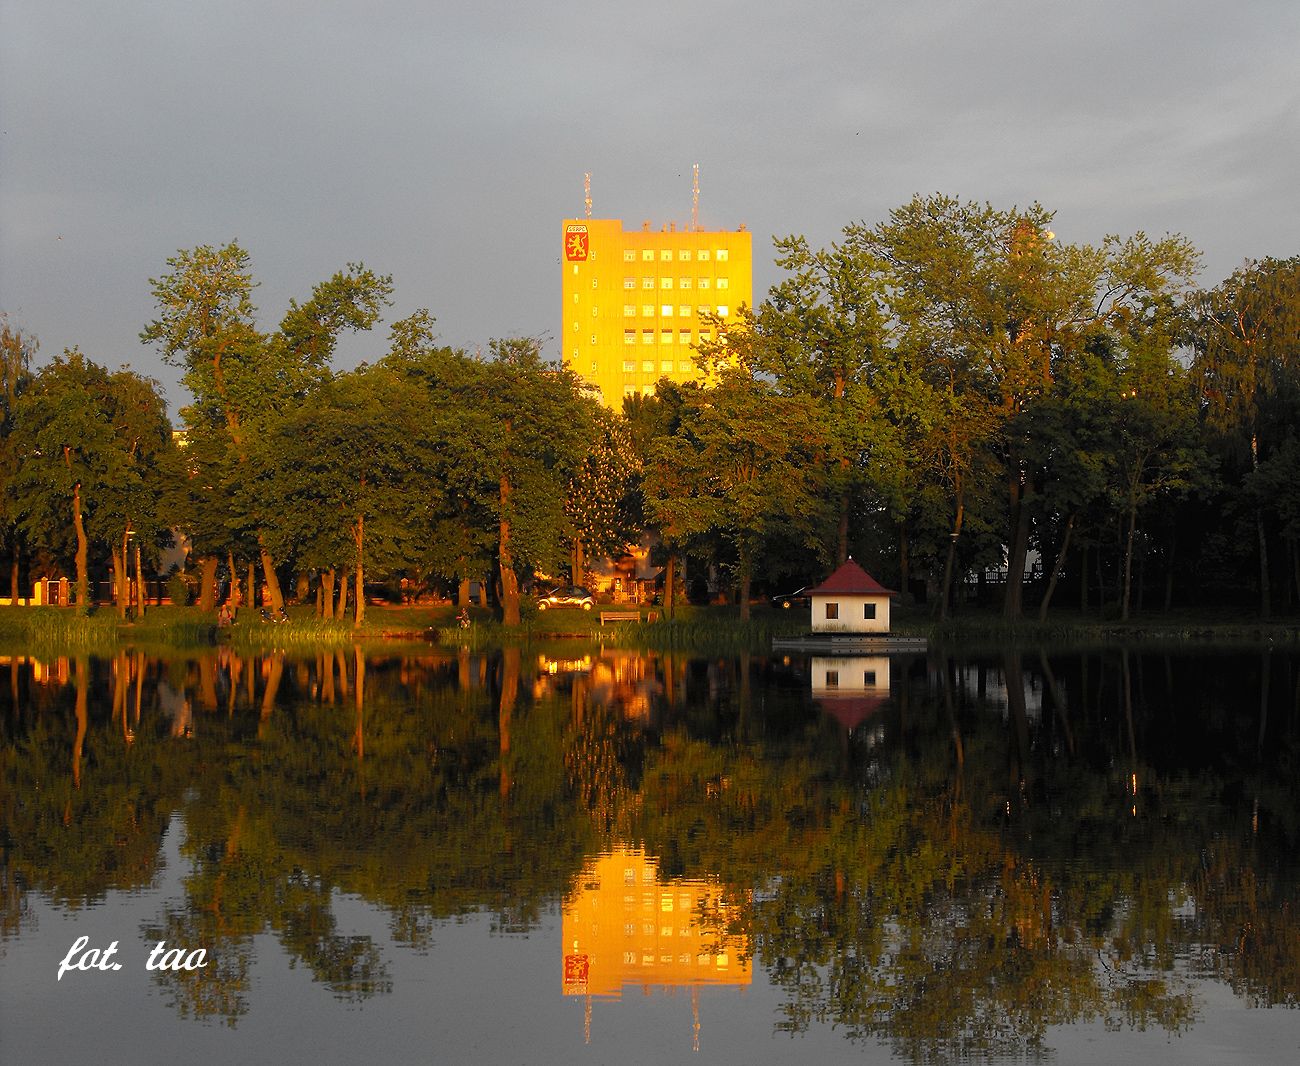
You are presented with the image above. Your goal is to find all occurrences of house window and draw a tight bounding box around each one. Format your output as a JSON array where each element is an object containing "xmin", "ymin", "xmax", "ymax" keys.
[
  {"xmin": 678, "ymin": 360, "xmax": 692, "ymax": 372},
  {"xmin": 716, "ymin": 305, "xmax": 729, "ymax": 317},
  {"xmin": 592, "ymin": 279, "xmax": 598, "ymax": 289},
  {"xmin": 660, "ymin": 331, "xmax": 673, "ymax": 345},
  {"xmin": 825, "ymin": 670, "xmax": 839, "ymax": 686},
  {"xmin": 716, "ymin": 249, "xmax": 729, "ymax": 261},
  {"xmin": 623, "ymin": 305, "xmax": 636, "ymax": 317},
  {"xmin": 660, "ymin": 305, "xmax": 673, "ymax": 317},
  {"xmin": 642, "ymin": 360, "xmax": 654, "ymax": 373},
  {"xmin": 679, "ymin": 277, "xmax": 693, "ymax": 289},
  {"xmin": 864, "ymin": 603, "xmax": 876, "ymax": 619},
  {"xmin": 623, "ymin": 385, "xmax": 637, "ymax": 398},
  {"xmin": 679, "ymin": 329, "xmax": 692, "ymax": 345},
  {"xmin": 660, "ymin": 277, "xmax": 673, "ymax": 289},
  {"xmin": 641, "ymin": 305, "xmax": 654, "ymax": 317},
  {"xmin": 699, "ymin": 278, "xmax": 711, "ymax": 290},
  {"xmin": 716, "ymin": 277, "xmax": 729, "ymax": 289},
  {"xmin": 679, "ymin": 250, "xmax": 691, "ymax": 261},
  {"xmin": 661, "ymin": 359, "xmax": 674, "ymax": 372},
  {"xmin": 623, "ymin": 250, "xmax": 636, "ymax": 262},
  {"xmin": 825, "ymin": 602, "xmax": 839, "ymax": 620},
  {"xmin": 698, "ymin": 250, "xmax": 710, "ymax": 261},
  {"xmin": 624, "ymin": 277, "xmax": 636, "ymax": 289},
  {"xmin": 678, "ymin": 305, "xmax": 691, "ymax": 318},
  {"xmin": 623, "ymin": 360, "xmax": 636, "ymax": 373},
  {"xmin": 864, "ymin": 670, "xmax": 877, "ymax": 685},
  {"xmin": 623, "ymin": 330, "xmax": 636, "ymax": 345},
  {"xmin": 642, "ymin": 277, "xmax": 655, "ymax": 289},
  {"xmin": 660, "ymin": 250, "xmax": 673, "ymax": 262},
  {"xmin": 642, "ymin": 250, "xmax": 654, "ymax": 261},
  {"xmin": 642, "ymin": 330, "xmax": 654, "ymax": 345}
]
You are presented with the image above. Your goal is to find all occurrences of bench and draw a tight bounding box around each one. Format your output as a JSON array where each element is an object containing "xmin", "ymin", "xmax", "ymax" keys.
[{"xmin": 599, "ymin": 610, "xmax": 641, "ymax": 625}]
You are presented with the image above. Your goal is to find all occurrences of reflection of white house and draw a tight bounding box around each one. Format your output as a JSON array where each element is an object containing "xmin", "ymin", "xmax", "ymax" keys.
[
  {"xmin": 810, "ymin": 655, "xmax": 891, "ymax": 729},
  {"xmin": 806, "ymin": 558, "xmax": 894, "ymax": 633}
]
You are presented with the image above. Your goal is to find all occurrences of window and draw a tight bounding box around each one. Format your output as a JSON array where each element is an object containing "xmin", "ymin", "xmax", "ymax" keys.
[
  {"xmin": 623, "ymin": 305, "xmax": 635, "ymax": 317},
  {"xmin": 678, "ymin": 305, "xmax": 691, "ymax": 317},
  {"xmin": 864, "ymin": 670, "xmax": 877, "ymax": 685},
  {"xmin": 660, "ymin": 277, "xmax": 673, "ymax": 289},
  {"xmin": 623, "ymin": 330, "xmax": 636, "ymax": 345},
  {"xmin": 661, "ymin": 359, "xmax": 674, "ymax": 371},
  {"xmin": 698, "ymin": 277, "xmax": 711, "ymax": 290},
  {"xmin": 592, "ymin": 279, "xmax": 598, "ymax": 288},
  {"xmin": 590, "ymin": 361, "xmax": 597, "ymax": 373},
  {"xmin": 642, "ymin": 329, "xmax": 654, "ymax": 345},
  {"xmin": 660, "ymin": 249, "xmax": 672, "ymax": 262},
  {"xmin": 863, "ymin": 603, "xmax": 876, "ymax": 619},
  {"xmin": 678, "ymin": 250, "xmax": 691, "ymax": 261},
  {"xmin": 716, "ymin": 249, "xmax": 729, "ymax": 261},
  {"xmin": 678, "ymin": 329, "xmax": 692, "ymax": 345},
  {"xmin": 699, "ymin": 330, "xmax": 713, "ymax": 343},
  {"xmin": 825, "ymin": 602, "xmax": 839, "ymax": 620},
  {"xmin": 641, "ymin": 304, "xmax": 654, "ymax": 317},
  {"xmin": 623, "ymin": 385, "xmax": 637, "ymax": 398},
  {"xmin": 572, "ymin": 264, "xmax": 580, "ymax": 274},
  {"xmin": 660, "ymin": 332, "xmax": 673, "ymax": 346},
  {"xmin": 697, "ymin": 306, "xmax": 712, "ymax": 317},
  {"xmin": 623, "ymin": 249, "xmax": 636, "ymax": 262},
  {"xmin": 572, "ymin": 321, "xmax": 579, "ymax": 331},
  {"xmin": 572, "ymin": 293, "xmax": 579, "ymax": 303},
  {"xmin": 660, "ymin": 304, "xmax": 674, "ymax": 316},
  {"xmin": 642, "ymin": 360, "xmax": 655, "ymax": 372},
  {"xmin": 679, "ymin": 277, "xmax": 693, "ymax": 290},
  {"xmin": 678, "ymin": 360, "xmax": 692, "ymax": 372},
  {"xmin": 642, "ymin": 384, "xmax": 654, "ymax": 395},
  {"xmin": 642, "ymin": 277, "xmax": 655, "ymax": 289},
  {"xmin": 590, "ymin": 334, "xmax": 597, "ymax": 344},
  {"xmin": 623, "ymin": 277, "xmax": 636, "ymax": 289},
  {"xmin": 642, "ymin": 250, "xmax": 654, "ymax": 261},
  {"xmin": 623, "ymin": 360, "xmax": 636, "ymax": 372},
  {"xmin": 592, "ymin": 306, "xmax": 598, "ymax": 316},
  {"xmin": 716, "ymin": 277, "xmax": 729, "ymax": 289},
  {"xmin": 716, "ymin": 304, "xmax": 729, "ymax": 317},
  {"xmin": 825, "ymin": 670, "xmax": 839, "ymax": 686},
  {"xmin": 698, "ymin": 250, "xmax": 710, "ymax": 262}
]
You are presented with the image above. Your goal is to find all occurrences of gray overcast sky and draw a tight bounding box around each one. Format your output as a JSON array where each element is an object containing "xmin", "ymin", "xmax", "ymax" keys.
[{"xmin": 3, "ymin": 0, "xmax": 1298, "ymax": 412}]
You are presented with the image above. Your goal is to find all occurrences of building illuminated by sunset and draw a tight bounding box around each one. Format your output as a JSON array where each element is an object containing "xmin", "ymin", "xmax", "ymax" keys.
[
  {"xmin": 561, "ymin": 847, "xmax": 751, "ymax": 999},
  {"xmin": 560, "ymin": 218, "xmax": 753, "ymax": 407}
]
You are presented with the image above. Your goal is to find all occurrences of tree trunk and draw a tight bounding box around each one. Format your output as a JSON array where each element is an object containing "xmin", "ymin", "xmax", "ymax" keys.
[
  {"xmin": 71, "ymin": 482, "xmax": 89, "ymax": 608},
  {"xmin": 112, "ymin": 542, "xmax": 128, "ymax": 620},
  {"xmin": 353, "ymin": 514, "xmax": 365, "ymax": 628},
  {"xmin": 10, "ymin": 547, "xmax": 19, "ymax": 603},
  {"xmin": 1122, "ymin": 496, "xmax": 1138, "ymax": 622},
  {"xmin": 259, "ymin": 544, "xmax": 285, "ymax": 612},
  {"xmin": 663, "ymin": 552, "xmax": 676, "ymax": 618},
  {"xmin": 228, "ymin": 551, "xmax": 241, "ymax": 608},
  {"xmin": 939, "ymin": 497, "xmax": 964, "ymax": 622},
  {"xmin": 571, "ymin": 539, "xmax": 586, "ymax": 587},
  {"xmin": 321, "ymin": 568, "xmax": 336, "ymax": 619},
  {"xmin": 1003, "ymin": 478, "xmax": 1031, "ymax": 620},
  {"xmin": 247, "ymin": 561, "xmax": 256, "ymax": 610},
  {"xmin": 738, "ymin": 544, "xmax": 752, "ymax": 622},
  {"xmin": 899, "ymin": 525, "xmax": 911, "ymax": 604},
  {"xmin": 198, "ymin": 555, "xmax": 219, "ymax": 612},
  {"xmin": 135, "ymin": 541, "xmax": 146, "ymax": 620},
  {"xmin": 336, "ymin": 565, "xmax": 349, "ymax": 619},
  {"xmin": 1038, "ymin": 513, "xmax": 1074, "ymax": 622},
  {"xmin": 498, "ymin": 470, "xmax": 521, "ymax": 626},
  {"xmin": 458, "ymin": 576, "xmax": 471, "ymax": 607}
]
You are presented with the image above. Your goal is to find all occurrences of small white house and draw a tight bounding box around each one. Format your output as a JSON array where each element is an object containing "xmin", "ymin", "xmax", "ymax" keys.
[{"xmin": 806, "ymin": 558, "xmax": 894, "ymax": 634}]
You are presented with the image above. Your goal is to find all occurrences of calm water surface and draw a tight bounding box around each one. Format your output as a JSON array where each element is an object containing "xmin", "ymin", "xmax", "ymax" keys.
[{"xmin": 2, "ymin": 643, "xmax": 1298, "ymax": 1064}]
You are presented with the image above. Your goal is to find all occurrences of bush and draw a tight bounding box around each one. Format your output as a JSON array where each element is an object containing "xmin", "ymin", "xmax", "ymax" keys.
[{"xmin": 166, "ymin": 571, "xmax": 191, "ymax": 607}]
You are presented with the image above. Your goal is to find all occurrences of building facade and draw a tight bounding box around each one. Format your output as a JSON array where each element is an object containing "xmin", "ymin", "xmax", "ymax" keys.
[{"xmin": 560, "ymin": 218, "xmax": 752, "ymax": 407}]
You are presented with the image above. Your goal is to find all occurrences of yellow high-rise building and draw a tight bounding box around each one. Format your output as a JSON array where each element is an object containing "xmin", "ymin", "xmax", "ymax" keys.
[{"xmin": 560, "ymin": 218, "xmax": 752, "ymax": 408}]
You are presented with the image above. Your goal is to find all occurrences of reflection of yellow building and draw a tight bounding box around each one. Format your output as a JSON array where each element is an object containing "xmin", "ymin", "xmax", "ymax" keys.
[
  {"xmin": 560, "ymin": 218, "xmax": 752, "ymax": 407},
  {"xmin": 561, "ymin": 847, "xmax": 750, "ymax": 998}
]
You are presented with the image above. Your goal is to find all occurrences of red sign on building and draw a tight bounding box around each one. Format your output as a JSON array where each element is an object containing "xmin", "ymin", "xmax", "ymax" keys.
[
  {"xmin": 563, "ymin": 953, "xmax": 590, "ymax": 991},
  {"xmin": 564, "ymin": 224, "xmax": 589, "ymax": 262}
]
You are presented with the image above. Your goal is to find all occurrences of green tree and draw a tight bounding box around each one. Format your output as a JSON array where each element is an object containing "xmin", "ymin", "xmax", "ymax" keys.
[{"xmin": 0, "ymin": 316, "xmax": 36, "ymax": 599}]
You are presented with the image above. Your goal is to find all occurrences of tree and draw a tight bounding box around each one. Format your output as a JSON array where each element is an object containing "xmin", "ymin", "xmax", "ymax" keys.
[
  {"xmin": 643, "ymin": 370, "xmax": 825, "ymax": 619},
  {"xmin": 1194, "ymin": 257, "xmax": 1300, "ymax": 616},
  {"xmin": 141, "ymin": 242, "xmax": 392, "ymax": 611},
  {"xmin": 9, "ymin": 351, "xmax": 174, "ymax": 610},
  {"xmin": 0, "ymin": 316, "xmax": 36, "ymax": 599}
]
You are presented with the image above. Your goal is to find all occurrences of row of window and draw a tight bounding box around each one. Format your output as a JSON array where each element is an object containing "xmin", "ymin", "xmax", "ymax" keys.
[
  {"xmin": 623, "ymin": 359, "xmax": 694, "ymax": 374},
  {"xmin": 621, "ymin": 248, "xmax": 730, "ymax": 263},
  {"xmin": 622, "ymin": 329, "xmax": 713, "ymax": 345},
  {"xmin": 617, "ymin": 306, "xmax": 727, "ymax": 320},
  {"xmin": 622, "ymin": 277, "xmax": 729, "ymax": 290},
  {"xmin": 823, "ymin": 670, "xmax": 879, "ymax": 687},
  {"xmin": 824, "ymin": 603, "xmax": 877, "ymax": 619}
]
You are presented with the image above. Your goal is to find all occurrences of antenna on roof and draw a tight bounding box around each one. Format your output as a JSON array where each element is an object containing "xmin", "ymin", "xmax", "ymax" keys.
[
  {"xmin": 584, "ymin": 172, "xmax": 592, "ymax": 219},
  {"xmin": 691, "ymin": 163, "xmax": 700, "ymax": 230}
]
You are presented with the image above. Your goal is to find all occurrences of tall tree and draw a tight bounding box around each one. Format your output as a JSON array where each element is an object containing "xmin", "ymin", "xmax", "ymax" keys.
[{"xmin": 0, "ymin": 317, "xmax": 36, "ymax": 599}]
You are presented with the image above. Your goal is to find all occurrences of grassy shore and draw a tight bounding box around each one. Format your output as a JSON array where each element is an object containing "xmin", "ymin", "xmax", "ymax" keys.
[{"xmin": 1, "ymin": 601, "xmax": 1297, "ymax": 654}]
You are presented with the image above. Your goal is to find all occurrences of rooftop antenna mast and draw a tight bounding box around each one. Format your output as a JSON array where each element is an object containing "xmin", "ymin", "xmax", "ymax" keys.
[
  {"xmin": 691, "ymin": 163, "xmax": 700, "ymax": 230},
  {"xmin": 584, "ymin": 172, "xmax": 592, "ymax": 218}
]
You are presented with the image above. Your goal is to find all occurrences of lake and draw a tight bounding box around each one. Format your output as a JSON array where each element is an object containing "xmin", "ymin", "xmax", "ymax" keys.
[{"xmin": 2, "ymin": 642, "xmax": 1298, "ymax": 1064}]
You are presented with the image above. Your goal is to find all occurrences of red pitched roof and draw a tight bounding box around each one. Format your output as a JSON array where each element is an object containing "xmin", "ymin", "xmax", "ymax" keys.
[{"xmin": 806, "ymin": 558, "xmax": 895, "ymax": 597}]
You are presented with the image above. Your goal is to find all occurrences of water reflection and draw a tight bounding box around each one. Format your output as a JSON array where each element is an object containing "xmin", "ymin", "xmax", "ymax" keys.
[{"xmin": 1, "ymin": 644, "xmax": 1298, "ymax": 1062}]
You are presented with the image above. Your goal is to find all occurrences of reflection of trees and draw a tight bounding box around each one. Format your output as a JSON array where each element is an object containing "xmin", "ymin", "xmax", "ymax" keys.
[{"xmin": 3, "ymin": 646, "xmax": 1298, "ymax": 1049}]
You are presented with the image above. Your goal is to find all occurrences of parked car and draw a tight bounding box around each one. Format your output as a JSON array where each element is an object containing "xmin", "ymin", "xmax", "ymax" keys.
[
  {"xmin": 537, "ymin": 585, "xmax": 595, "ymax": 610},
  {"xmin": 771, "ymin": 587, "xmax": 811, "ymax": 609}
]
